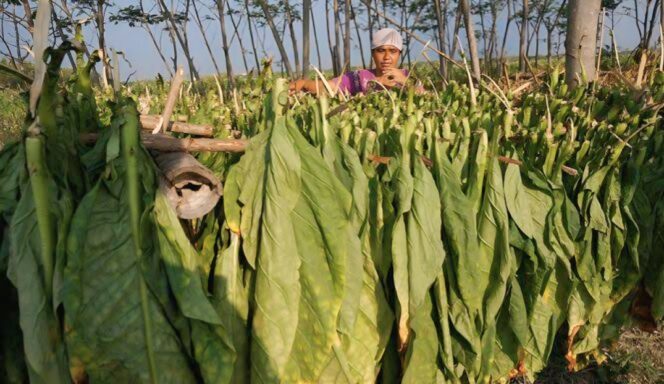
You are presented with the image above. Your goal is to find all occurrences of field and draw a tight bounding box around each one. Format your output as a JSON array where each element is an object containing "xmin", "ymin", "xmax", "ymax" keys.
[{"xmin": 1, "ymin": 42, "xmax": 664, "ymax": 383}]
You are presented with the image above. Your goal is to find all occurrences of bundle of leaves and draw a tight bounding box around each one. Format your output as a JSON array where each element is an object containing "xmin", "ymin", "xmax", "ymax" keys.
[{"xmin": 1, "ymin": 43, "xmax": 663, "ymax": 384}]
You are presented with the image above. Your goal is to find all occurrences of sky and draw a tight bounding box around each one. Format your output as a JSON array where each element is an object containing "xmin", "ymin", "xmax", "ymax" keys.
[{"xmin": 18, "ymin": 0, "xmax": 657, "ymax": 80}]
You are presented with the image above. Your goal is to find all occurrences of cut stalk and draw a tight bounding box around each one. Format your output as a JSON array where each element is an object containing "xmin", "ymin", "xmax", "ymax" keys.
[
  {"xmin": 26, "ymin": 130, "xmax": 54, "ymax": 299},
  {"xmin": 120, "ymin": 99, "xmax": 158, "ymax": 384}
]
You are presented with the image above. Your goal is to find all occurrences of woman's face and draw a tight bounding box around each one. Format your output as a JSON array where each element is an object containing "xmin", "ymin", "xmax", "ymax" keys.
[{"xmin": 372, "ymin": 45, "xmax": 401, "ymax": 73}]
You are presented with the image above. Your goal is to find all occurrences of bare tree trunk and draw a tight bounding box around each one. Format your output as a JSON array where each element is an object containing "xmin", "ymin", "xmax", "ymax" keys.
[
  {"xmin": 257, "ymin": 0, "xmax": 294, "ymax": 76},
  {"xmin": 477, "ymin": 0, "xmax": 488, "ymax": 70},
  {"xmin": 325, "ymin": 0, "xmax": 338, "ymax": 74},
  {"xmin": 547, "ymin": 27, "xmax": 553, "ymax": 66},
  {"xmin": 284, "ymin": 0, "xmax": 301, "ymax": 76},
  {"xmin": 0, "ymin": 13, "xmax": 18, "ymax": 68},
  {"xmin": 138, "ymin": 0, "xmax": 173, "ymax": 77},
  {"xmin": 484, "ymin": 3, "xmax": 498, "ymax": 70},
  {"xmin": 500, "ymin": 0, "xmax": 514, "ymax": 64},
  {"xmin": 402, "ymin": 0, "xmax": 411, "ymax": 67},
  {"xmin": 95, "ymin": 0, "xmax": 112, "ymax": 85},
  {"xmin": 644, "ymin": 0, "xmax": 661, "ymax": 49},
  {"xmin": 631, "ymin": 0, "xmax": 644, "ymax": 44},
  {"xmin": 310, "ymin": 6, "xmax": 322, "ymax": 68},
  {"xmin": 334, "ymin": 0, "xmax": 343, "ymax": 72},
  {"xmin": 192, "ymin": 0, "xmax": 222, "ymax": 76},
  {"xmin": 459, "ymin": 0, "xmax": 481, "ymax": 79},
  {"xmin": 13, "ymin": 6, "xmax": 24, "ymax": 66},
  {"xmin": 450, "ymin": 5, "xmax": 462, "ymax": 59},
  {"xmin": 661, "ymin": 0, "xmax": 664, "ymax": 45},
  {"xmin": 227, "ymin": 7, "xmax": 250, "ymax": 74},
  {"xmin": 180, "ymin": 0, "xmax": 198, "ymax": 81},
  {"xmin": 546, "ymin": 0, "xmax": 568, "ymax": 66},
  {"xmin": 167, "ymin": 19, "xmax": 178, "ymax": 72},
  {"xmin": 350, "ymin": 3, "xmax": 367, "ymax": 68},
  {"xmin": 434, "ymin": 0, "xmax": 448, "ymax": 78},
  {"xmin": 302, "ymin": 0, "xmax": 311, "ymax": 76},
  {"xmin": 157, "ymin": 0, "xmax": 200, "ymax": 82},
  {"xmin": 215, "ymin": 0, "xmax": 236, "ymax": 86},
  {"xmin": 519, "ymin": 0, "xmax": 529, "ymax": 71},
  {"xmin": 245, "ymin": 0, "xmax": 260, "ymax": 70},
  {"xmin": 565, "ymin": 0, "xmax": 602, "ymax": 87},
  {"xmin": 343, "ymin": 0, "xmax": 351, "ymax": 69},
  {"xmin": 21, "ymin": 0, "xmax": 33, "ymax": 31},
  {"xmin": 535, "ymin": 22, "xmax": 540, "ymax": 65},
  {"xmin": 367, "ymin": 0, "xmax": 374, "ymax": 52},
  {"xmin": 50, "ymin": 6, "xmax": 77, "ymax": 69}
]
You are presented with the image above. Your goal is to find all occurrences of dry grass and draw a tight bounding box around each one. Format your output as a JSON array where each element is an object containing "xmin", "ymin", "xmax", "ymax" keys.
[
  {"xmin": 0, "ymin": 87, "xmax": 25, "ymax": 148},
  {"xmin": 599, "ymin": 327, "xmax": 664, "ymax": 384},
  {"xmin": 533, "ymin": 325, "xmax": 664, "ymax": 384}
]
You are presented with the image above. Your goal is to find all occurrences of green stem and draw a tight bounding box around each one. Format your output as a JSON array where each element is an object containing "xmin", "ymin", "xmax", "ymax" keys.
[
  {"xmin": 120, "ymin": 99, "xmax": 158, "ymax": 384},
  {"xmin": 26, "ymin": 134, "xmax": 54, "ymax": 299}
]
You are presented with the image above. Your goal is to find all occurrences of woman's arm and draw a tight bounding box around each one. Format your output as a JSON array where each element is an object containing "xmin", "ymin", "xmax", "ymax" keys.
[
  {"xmin": 289, "ymin": 79, "xmax": 320, "ymax": 94},
  {"xmin": 288, "ymin": 75, "xmax": 350, "ymax": 95}
]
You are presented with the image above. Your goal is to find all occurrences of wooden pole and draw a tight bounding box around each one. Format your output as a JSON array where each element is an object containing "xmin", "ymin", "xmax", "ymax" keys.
[
  {"xmin": 153, "ymin": 67, "xmax": 184, "ymax": 134},
  {"xmin": 81, "ymin": 132, "xmax": 247, "ymax": 153},
  {"xmin": 140, "ymin": 115, "xmax": 214, "ymax": 137}
]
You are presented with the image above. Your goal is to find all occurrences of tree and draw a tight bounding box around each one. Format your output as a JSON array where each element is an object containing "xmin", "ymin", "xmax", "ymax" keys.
[
  {"xmin": 256, "ymin": 0, "xmax": 294, "ymax": 76},
  {"xmin": 156, "ymin": 0, "xmax": 200, "ymax": 82},
  {"xmin": 302, "ymin": 0, "xmax": 311, "ymax": 77},
  {"xmin": 215, "ymin": 0, "xmax": 235, "ymax": 86},
  {"xmin": 433, "ymin": 0, "xmax": 448, "ymax": 78},
  {"xmin": 565, "ymin": 0, "xmax": 602, "ymax": 86},
  {"xmin": 542, "ymin": 0, "xmax": 567, "ymax": 66},
  {"xmin": 519, "ymin": 0, "xmax": 529, "ymax": 71},
  {"xmin": 110, "ymin": 2, "xmax": 176, "ymax": 77},
  {"xmin": 459, "ymin": 0, "xmax": 481, "ymax": 79}
]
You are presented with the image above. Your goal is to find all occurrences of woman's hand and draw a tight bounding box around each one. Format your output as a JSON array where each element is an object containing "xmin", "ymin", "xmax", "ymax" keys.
[
  {"xmin": 378, "ymin": 68, "xmax": 408, "ymax": 87},
  {"xmin": 289, "ymin": 79, "xmax": 305, "ymax": 94}
]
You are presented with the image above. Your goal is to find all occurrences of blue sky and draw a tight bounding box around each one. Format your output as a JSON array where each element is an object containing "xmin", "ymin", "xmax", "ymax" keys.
[{"xmin": 89, "ymin": 0, "xmax": 649, "ymax": 80}]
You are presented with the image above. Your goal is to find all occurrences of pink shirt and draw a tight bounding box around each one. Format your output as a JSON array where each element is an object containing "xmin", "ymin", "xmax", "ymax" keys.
[{"xmin": 330, "ymin": 69, "xmax": 410, "ymax": 95}]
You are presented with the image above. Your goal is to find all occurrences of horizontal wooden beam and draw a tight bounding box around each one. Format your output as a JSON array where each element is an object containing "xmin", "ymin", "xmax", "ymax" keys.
[
  {"xmin": 139, "ymin": 114, "xmax": 214, "ymax": 137},
  {"xmin": 80, "ymin": 132, "xmax": 247, "ymax": 153}
]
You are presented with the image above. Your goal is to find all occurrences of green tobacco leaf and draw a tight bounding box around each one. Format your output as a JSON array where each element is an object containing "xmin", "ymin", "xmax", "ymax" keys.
[
  {"xmin": 401, "ymin": 294, "xmax": 442, "ymax": 384},
  {"xmin": 244, "ymin": 116, "xmax": 302, "ymax": 382},
  {"xmin": 234, "ymin": 110, "xmax": 357, "ymax": 382},
  {"xmin": 212, "ymin": 232, "xmax": 251, "ymax": 383},
  {"xmin": 62, "ymin": 101, "xmax": 197, "ymax": 383},
  {"xmin": 433, "ymin": 143, "xmax": 484, "ymax": 316},
  {"xmin": 392, "ymin": 158, "xmax": 446, "ymax": 380},
  {"xmin": 153, "ymin": 191, "xmax": 237, "ymax": 383},
  {"xmin": 63, "ymin": 179, "xmax": 197, "ymax": 383},
  {"xmin": 0, "ymin": 142, "xmax": 26, "ymax": 220},
  {"xmin": 8, "ymin": 185, "xmax": 71, "ymax": 384}
]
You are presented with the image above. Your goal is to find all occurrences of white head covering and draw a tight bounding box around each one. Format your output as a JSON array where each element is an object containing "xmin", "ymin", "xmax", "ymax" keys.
[{"xmin": 371, "ymin": 28, "xmax": 403, "ymax": 51}]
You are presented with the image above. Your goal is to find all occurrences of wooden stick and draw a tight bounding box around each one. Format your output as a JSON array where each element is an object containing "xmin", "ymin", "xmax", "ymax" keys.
[
  {"xmin": 140, "ymin": 114, "xmax": 213, "ymax": 137},
  {"xmin": 81, "ymin": 132, "xmax": 246, "ymax": 153},
  {"xmin": 80, "ymin": 132, "xmax": 579, "ymax": 177},
  {"xmin": 153, "ymin": 66, "xmax": 184, "ymax": 134},
  {"xmin": 636, "ymin": 51, "xmax": 648, "ymax": 89},
  {"xmin": 497, "ymin": 155, "xmax": 578, "ymax": 176},
  {"xmin": 367, "ymin": 154, "xmax": 578, "ymax": 176}
]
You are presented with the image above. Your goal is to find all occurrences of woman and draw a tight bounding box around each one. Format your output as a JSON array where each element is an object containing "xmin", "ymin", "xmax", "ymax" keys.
[{"xmin": 289, "ymin": 28, "xmax": 414, "ymax": 96}]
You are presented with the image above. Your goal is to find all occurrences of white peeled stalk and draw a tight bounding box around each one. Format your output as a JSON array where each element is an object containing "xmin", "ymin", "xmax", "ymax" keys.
[{"xmin": 28, "ymin": 0, "xmax": 51, "ymax": 117}]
